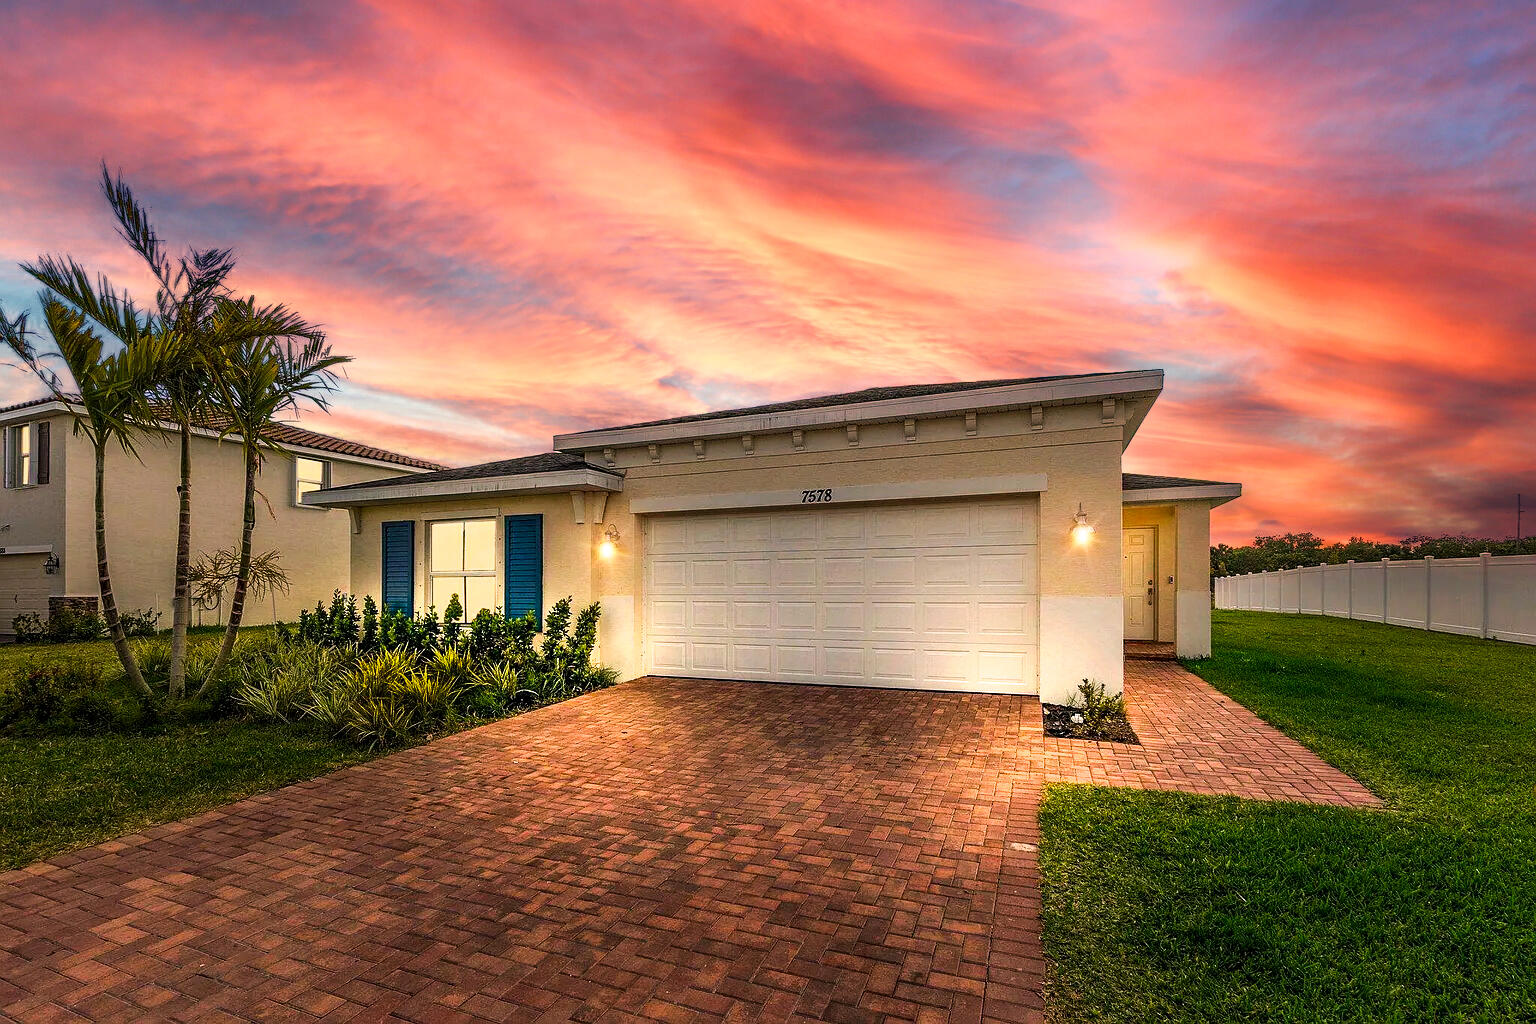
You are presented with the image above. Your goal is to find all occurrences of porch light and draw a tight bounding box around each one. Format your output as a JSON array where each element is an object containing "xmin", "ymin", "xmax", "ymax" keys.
[
  {"xmin": 598, "ymin": 524, "xmax": 620, "ymax": 559},
  {"xmin": 1071, "ymin": 504, "xmax": 1094, "ymax": 546}
]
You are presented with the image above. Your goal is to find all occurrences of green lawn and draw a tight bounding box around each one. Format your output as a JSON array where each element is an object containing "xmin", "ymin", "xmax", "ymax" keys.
[
  {"xmin": 1040, "ymin": 612, "xmax": 1536, "ymax": 1022},
  {"xmin": 0, "ymin": 632, "xmax": 371, "ymax": 869}
]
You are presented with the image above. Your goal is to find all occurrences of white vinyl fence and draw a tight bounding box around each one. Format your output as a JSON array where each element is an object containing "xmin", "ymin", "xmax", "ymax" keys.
[{"xmin": 1215, "ymin": 554, "xmax": 1536, "ymax": 645}]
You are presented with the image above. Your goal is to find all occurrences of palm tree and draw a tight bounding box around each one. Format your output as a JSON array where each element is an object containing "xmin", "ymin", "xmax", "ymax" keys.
[
  {"xmin": 200, "ymin": 313, "xmax": 348, "ymax": 690},
  {"xmin": 99, "ymin": 167, "xmax": 236, "ymax": 699},
  {"xmin": 1, "ymin": 296, "xmax": 176, "ymax": 698}
]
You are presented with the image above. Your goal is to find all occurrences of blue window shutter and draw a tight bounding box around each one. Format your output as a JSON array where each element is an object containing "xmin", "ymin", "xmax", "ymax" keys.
[
  {"xmin": 381, "ymin": 521, "xmax": 414, "ymax": 615},
  {"xmin": 504, "ymin": 514, "xmax": 543, "ymax": 628}
]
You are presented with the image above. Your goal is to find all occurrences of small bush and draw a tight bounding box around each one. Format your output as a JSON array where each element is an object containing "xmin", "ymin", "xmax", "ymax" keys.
[
  {"xmin": 119, "ymin": 608, "xmax": 161, "ymax": 637},
  {"xmin": 0, "ymin": 662, "xmax": 106, "ymax": 728},
  {"xmin": 234, "ymin": 670, "xmax": 310, "ymax": 723},
  {"xmin": 1071, "ymin": 679, "xmax": 1127, "ymax": 732},
  {"xmin": 390, "ymin": 671, "xmax": 457, "ymax": 726},
  {"xmin": 11, "ymin": 613, "xmax": 45, "ymax": 643},
  {"xmin": 344, "ymin": 693, "xmax": 417, "ymax": 749}
]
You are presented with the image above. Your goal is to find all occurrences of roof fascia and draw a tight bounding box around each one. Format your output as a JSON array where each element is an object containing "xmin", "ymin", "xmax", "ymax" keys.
[
  {"xmin": 304, "ymin": 467, "xmax": 623, "ymax": 507},
  {"xmin": 553, "ymin": 369, "xmax": 1164, "ymax": 451},
  {"xmin": 1122, "ymin": 483, "xmax": 1242, "ymax": 507}
]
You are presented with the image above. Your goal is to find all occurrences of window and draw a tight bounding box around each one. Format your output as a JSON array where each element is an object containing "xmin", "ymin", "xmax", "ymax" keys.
[
  {"xmin": 429, "ymin": 519, "xmax": 497, "ymax": 616},
  {"xmin": 294, "ymin": 456, "xmax": 329, "ymax": 506},
  {"xmin": 4, "ymin": 422, "xmax": 47, "ymax": 488}
]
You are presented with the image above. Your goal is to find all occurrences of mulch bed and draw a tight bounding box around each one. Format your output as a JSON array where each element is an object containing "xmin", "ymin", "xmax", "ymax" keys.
[{"xmin": 1042, "ymin": 703, "xmax": 1140, "ymax": 744}]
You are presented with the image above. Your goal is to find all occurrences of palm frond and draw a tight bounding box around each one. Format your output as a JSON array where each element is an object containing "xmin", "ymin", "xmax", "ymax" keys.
[
  {"xmin": 100, "ymin": 162, "xmax": 172, "ymax": 292},
  {"xmin": 22, "ymin": 253, "xmax": 155, "ymax": 350}
]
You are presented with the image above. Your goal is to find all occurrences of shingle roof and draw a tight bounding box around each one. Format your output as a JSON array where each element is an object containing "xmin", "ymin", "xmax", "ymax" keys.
[
  {"xmin": 1122, "ymin": 473, "xmax": 1238, "ymax": 490},
  {"xmin": 596, "ymin": 372, "xmax": 1141, "ymax": 432},
  {"xmin": 320, "ymin": 451, "xmax": 597, "ymax": 492},
  {"xmin": 0, "ymin": 395, "xmax": 442, "ymax": 470}
]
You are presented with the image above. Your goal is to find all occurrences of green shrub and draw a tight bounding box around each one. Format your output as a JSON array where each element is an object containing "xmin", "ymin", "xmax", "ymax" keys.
[
  {"xmin": 234, "ymin": 670, "xmax": 310, "ymax": 723},
  {"xmin": 11, "ymin": 613, "xmax": 45, "ymax": 643},
  {"xmin": 347, "ymin": 647, "xmax": 418, "ymax": 696},
  {"xmin": 131, "ymin": 636, "xmax": 174, "ymax": 678},
  {"xmin": 390, "ymin": 671, "xmax": 457, "ymax": 726},
  {"xmin": 0, "ymin": 662, "xmax": 106, "ymax": 728},
  {"xmin": 344, "ymin": 693, "xmax": 416, "ymax": 749},
  {"xmin": 119, "ymin": 608, "xmax": 161, "ymax": 637},
  {"xmin": 1070, "ymin": 679, "xmax": 1127, "ymax": 733}
]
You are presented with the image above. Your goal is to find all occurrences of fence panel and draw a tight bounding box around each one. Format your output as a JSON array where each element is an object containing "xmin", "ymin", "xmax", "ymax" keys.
[{"xmin": 1216, "ymin": 552, "xmax": 1535, "ymax": 646}]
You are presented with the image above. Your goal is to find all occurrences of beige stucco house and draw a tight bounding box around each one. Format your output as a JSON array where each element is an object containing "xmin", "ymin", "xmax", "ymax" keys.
[
  {"xmin": 0, "ymin": 397, "xmax": 439, "ymax": 636},
  {"xmin": 308, "ymin": 369, "xmax": 1239, "ymax": 704}
]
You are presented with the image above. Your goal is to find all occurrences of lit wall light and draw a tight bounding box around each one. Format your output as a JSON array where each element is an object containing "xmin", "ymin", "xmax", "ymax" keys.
[
  {"xmin": 598, "ymin": 524, "xmax": 620, "ymax": 559},
  {"xmin": 1071, "ymin": 504, "xmax": 1095, "ymax": 546}
]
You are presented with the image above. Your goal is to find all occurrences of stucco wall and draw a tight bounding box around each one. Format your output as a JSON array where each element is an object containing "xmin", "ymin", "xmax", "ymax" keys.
[
  {"xmin": 0, "ymin": 411, "xmax": 69, "ymax": 630},
  {"xmin": 61, "ymin": 426, "xmax": 414, "ymax": 626},
  {"xmin": 598, "ymin": 404, "xmax": 1127, "ymax": 701},
  {"xmin": 348, "ymin": 491, "xmax": 605, "ymax": 653}
]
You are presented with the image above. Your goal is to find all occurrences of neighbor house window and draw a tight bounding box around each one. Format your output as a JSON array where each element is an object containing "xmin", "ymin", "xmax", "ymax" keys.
[
  {"xmin": 294, "ymin": 456, "xmax": 329, "ymax": 506},
  {"xmin": 3, "ymin": 422, "xmax": 48, "ymax": 488},
  {"xmin": 429, "ymin": 519, "xmax": 497, "ymax": 616}
]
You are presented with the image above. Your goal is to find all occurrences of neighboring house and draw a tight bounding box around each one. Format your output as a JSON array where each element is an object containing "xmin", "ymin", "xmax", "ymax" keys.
[
  {"xmin": 307, "ymin": 369, "xmax": 1240, "ymax": 703},
  {"xmin": 0, "ymin": 397, "xmax": 441, "ymax": 637}
]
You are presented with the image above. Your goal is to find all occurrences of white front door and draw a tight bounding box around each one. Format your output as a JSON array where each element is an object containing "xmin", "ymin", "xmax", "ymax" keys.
[
  {"xmin": 643, "ymin": 496, "xmax": 1039, "ymax": 693},
  {"xmin": 1123, "ymin": 527, "xmax": 1156, "ymax": 640}
]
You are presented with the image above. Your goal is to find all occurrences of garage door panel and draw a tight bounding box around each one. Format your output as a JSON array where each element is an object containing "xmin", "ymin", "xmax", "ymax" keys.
[
  {"xmin": 645, "ymin": 497, "xmax": 1037, "ymax": 694},
  {"xmin": 870, "ymin": 601, "xmax": 917, "ymax": 632},
  {"xmin": 776, "ymin": 558, "xmax": 817, "ymax": 587},
  {"xmin": 692, "ymin": 601, "xmax": 728, "ymax": 629},
  {"xmin": 777, "ymin": 645, "xmax": 818, "ymax": 676},
  {"xmin": 732, "ymin": 558, "xmax": 771, "ymax": 587},
  {"xmin": 778, "ymin": 602, "xmax": 817, "ymax": 630},
  {"xmin": 920, "ymin": 554, "xmax": 970, "ymax": 586},
  {"xmin": 823, "ymin": 601, "xmax": 865, "ymax": 631},
  {"xmin": 733, "ymin": 644, "xmax": 772, "ymax": 673},
  {"xmin": 870, "ymin": 555, "xmax": 917, "ymax": 587}
]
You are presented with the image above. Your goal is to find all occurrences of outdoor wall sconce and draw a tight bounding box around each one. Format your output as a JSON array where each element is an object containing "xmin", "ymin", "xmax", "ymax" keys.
[
  {"xmin": 598, "ymin": 525, "xmax": 620, "ymax": 559},
  {"xmin": 1071, "ymin": 504, "xmax": 1095, "ymax": 546},
  {"xmin": 42, "ymin": 553, "xmax": 60, "ymax": 575}
]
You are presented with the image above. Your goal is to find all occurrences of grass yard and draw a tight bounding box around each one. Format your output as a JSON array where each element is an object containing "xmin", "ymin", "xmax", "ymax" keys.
[
  {"xmin": 0, "ymin": 631, "xmax": 376, "ymax": 870},
  {"xmin": 1, "ymin": 722, "xmax": 372, "ymax": 870},
  {"xmin": 1041, "ymin": 611, "xmax": 1536, "ymax": 1023}
]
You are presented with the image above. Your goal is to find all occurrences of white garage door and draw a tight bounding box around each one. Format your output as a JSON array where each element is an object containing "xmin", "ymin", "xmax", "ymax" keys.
[
  {"xmin": 644, "ymin": 496, "xmax": 1038, "ymax": 693},
  {"xmin": 0, "ymin": 554, "xmax": 53, "ymax": 637}
]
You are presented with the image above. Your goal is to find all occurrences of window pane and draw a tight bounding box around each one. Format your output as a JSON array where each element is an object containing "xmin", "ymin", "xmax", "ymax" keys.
[
  {"xmin": 296, "ymin": 456, "xmax": 326, "ymax": 485},
  {"xmin": 464, "ymin": 576, "xmax": 497, "ymax": 617},
  {"xmin": 463, "ymin": 520, "xmax": 496, "ymax": 571},
  {"xmin": 430, "ymin": 521, "xmax": 464, "ymax": 572},
  {"xmin": 296, "ymin": 479, "xmax": 320, "ymax": 501},
  {"xmin": 17, "ymin": 426, "xmax": 30, "ymax": 458},
  {"xmin": 433, "ymin": 575, "xmax": 466, "ymax": 611}
]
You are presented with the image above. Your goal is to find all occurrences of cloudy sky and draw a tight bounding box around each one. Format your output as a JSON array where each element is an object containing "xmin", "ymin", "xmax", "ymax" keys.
[{"xmin": 1, "ymin": 0, "xmax": 1530, "ymax": 544}]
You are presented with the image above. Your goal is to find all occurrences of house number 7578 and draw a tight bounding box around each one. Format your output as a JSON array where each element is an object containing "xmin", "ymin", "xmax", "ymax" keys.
[{"xmin": 800, "ymin": 488, "xmax": 833, "ymax": 503}]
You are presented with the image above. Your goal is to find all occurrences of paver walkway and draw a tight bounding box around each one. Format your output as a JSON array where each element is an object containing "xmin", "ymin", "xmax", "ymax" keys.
[
  {"xmin": 0, "ymin": 662, "xmax": 1375, "ymax": 1023},
  {"xmin": 1041, "ymin": 660, "xmax": 1381, "ymax": 807}
]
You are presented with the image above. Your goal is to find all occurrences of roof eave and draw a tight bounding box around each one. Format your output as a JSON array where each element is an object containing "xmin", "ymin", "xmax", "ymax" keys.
[
  {"xmin": 0, "ymin": 400, "xmax": 437, "ymax": 473},
  {"xmin": 1122, "ymin": 483, "xmax": 1243, "ymax": 507},
  {"xmin": 553, "ymin": 369, "xmax": 1164, "ymax": 452},
  {"xmin": 304, "ymin": 467, "xmax": 624, "ymax": 507}
]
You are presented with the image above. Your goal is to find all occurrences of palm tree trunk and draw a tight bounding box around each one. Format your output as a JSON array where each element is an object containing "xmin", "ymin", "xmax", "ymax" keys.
[
  {"xmin": 168, "ymin": 421, "xmax": 192, "ymax": 698},
  {"xmin": 96, "ymin": 444, "xmax": 151, "ymax": 698},
  {"xmin": 202, "ymin": 448, "xmax": 256, "ymax": 691}
]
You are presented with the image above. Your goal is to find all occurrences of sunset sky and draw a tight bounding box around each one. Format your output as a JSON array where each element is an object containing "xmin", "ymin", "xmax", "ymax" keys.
[{"xmin": 1, "ymin": 0, "xmax": 1530, "ymax": 544}]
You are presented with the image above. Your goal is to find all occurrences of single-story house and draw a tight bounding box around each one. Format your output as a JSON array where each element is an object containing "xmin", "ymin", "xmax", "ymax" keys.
[
  {"xmin": 0, "ymin": 397, "xmax": 440, "ymax": 636},
  {"xmin": 308, "ymin": 369, "xmax": 1240, "ymax": 703}
]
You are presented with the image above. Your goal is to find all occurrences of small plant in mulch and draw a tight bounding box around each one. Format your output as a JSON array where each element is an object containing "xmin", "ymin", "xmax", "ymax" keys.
[{"xmin": 1043, "ymin": 679, "xmax": 1140, "ymax": 744}]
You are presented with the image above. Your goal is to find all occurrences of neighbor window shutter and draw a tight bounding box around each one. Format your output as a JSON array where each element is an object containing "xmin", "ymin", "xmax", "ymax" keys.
[
  {"xmin": 35, "ymin": 422, "xmax": 49, "ymax": 485},
  {"xmin": 381, "ymin": 521, "xmax": 415, "ymax": 615},
  {"xmin": 504, "ymin": 514, "xmax": 543, "ymax": 628}
]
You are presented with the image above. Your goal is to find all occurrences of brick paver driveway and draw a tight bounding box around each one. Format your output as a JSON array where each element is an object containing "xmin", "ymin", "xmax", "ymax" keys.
[{"xmin": 1, "ymin": 680, "xmax": 1046, "ymax": 1024}]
